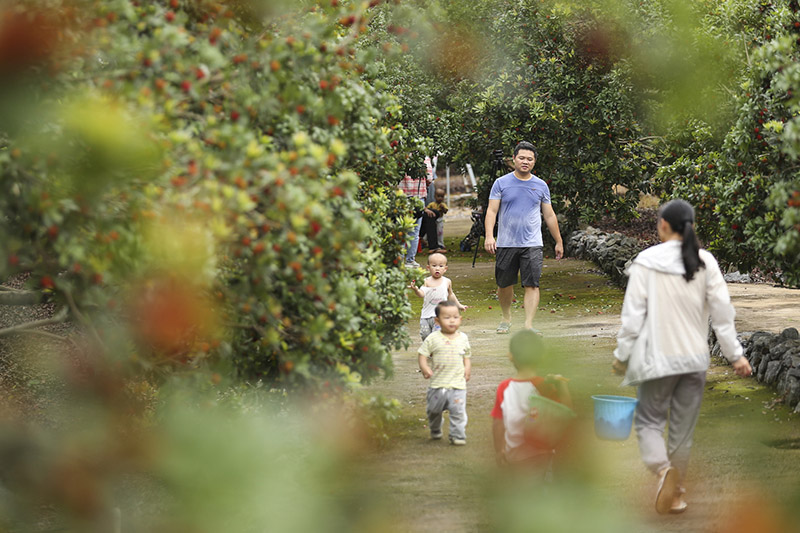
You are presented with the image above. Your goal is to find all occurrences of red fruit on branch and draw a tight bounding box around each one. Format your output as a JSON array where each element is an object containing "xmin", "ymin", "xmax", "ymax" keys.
[{"xmin": 165, "ymin": 11, "xmax": 175, "ymax": 22}]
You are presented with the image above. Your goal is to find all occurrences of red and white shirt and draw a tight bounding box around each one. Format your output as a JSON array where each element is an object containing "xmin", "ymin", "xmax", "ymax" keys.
[{"xmin": 491, "ymin": 377, "xmax": 561, "ymax": 462}]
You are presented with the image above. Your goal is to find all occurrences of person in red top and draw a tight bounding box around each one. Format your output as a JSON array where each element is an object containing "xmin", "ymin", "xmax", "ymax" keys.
[{"xmin": 491, "ymin": 330, "xmax": 572, "ymax": 468}]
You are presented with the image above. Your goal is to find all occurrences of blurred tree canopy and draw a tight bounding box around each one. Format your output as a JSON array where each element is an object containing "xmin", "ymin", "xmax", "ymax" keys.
[{"xmin": 0, "ymin": 0, "xmax": 433, "ymax": 389}]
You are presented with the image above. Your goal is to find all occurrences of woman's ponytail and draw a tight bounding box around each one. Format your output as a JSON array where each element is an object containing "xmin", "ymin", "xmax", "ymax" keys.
[
  {"xmin": 659, "ymin": 199, "xmax": 705, "ymax": 282},
  {"xmin": 680, "ymin": 221, "xmax": 703, "ymax": 281}
]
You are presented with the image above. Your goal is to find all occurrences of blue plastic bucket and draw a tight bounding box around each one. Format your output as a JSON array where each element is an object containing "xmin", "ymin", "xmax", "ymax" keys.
[{"xmin": 591, "ymin": 395, "xmax": 638, "ymax": 440}]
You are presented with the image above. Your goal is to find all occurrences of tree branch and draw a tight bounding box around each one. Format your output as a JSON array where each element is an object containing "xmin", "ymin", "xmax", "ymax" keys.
[
  {"xmin": 0, "ymin": 290, "xmax": 43, "ymax": 306},
  {"xmin": 12, "ymin": 329, "xmax": 74, "ymax": 345},
  {"xmin": 0, "ymin": 307, "xmax": 69, "ymax": 338},
  {"xmin": 63, "ymin": 289, "xmax": 107, "ymax": 351}
]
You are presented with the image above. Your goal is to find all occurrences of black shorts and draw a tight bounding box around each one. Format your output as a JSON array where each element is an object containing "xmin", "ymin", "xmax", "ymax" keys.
[{"xmin": 495, "ymin": 247, "xmax": 544, "ymax": 288}]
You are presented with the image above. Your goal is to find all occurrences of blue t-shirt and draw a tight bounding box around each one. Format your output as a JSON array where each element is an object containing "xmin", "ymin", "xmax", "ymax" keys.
[{"xmin": 488, "ymin": 172, "xmax": 551, "ymax": 247}]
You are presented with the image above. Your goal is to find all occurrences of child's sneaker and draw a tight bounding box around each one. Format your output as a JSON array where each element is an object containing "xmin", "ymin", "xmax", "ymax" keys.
[
  {"xmin": 450, "ymin": 437, "xmax": 466, "ymax": 446},
  {"xmin": 430, "ymin": 431, "xmax": 443, "ymax": 440}
]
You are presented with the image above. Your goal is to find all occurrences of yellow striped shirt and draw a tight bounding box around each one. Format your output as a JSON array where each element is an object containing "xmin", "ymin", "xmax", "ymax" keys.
[{"xmin": 418, "ymin": 331, "xmax": 471, "ymax": 389}]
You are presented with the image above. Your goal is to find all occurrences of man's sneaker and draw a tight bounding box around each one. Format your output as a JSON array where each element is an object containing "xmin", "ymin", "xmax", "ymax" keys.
[
  {"xmin": 430, "ymin": 431, "xmax": 443, "ymax": 440},
  {"xmin": 450, "ymin": 438, "xmax": 466, "ymax": 446},
  {"xmin": 404, "ymin": 260, "xmax": 421, "ymax": 268}
]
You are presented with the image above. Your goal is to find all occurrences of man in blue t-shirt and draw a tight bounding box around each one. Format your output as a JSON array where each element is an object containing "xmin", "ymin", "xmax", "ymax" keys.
[{"xmin": 484, "ymin": 141, "xmax": 563, "ymax": 335}]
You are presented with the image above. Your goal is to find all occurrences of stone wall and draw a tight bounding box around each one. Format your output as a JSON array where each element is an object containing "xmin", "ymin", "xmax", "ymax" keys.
[
  {"xmin": 711, "ymin": 328, "xmax": 800, "ymax": 413},
  {"xmin": 567, "ymin": 227, "xmax": 800, "ymax": 412},
  {"xmin": 565, "ymin": 227, "xmax": 641, "ymax": 287}
]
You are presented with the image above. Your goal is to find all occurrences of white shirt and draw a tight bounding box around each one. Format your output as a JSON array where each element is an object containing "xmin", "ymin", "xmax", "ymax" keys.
[{"xmin": 614, "ymin": 240, "xmax": 743, "ymax": 386}]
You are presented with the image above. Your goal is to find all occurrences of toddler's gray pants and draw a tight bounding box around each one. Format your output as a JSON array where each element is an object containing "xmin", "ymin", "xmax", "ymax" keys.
[{"xmin": 427, "ymin": 387, "xmax": 467, "ymax": 441}]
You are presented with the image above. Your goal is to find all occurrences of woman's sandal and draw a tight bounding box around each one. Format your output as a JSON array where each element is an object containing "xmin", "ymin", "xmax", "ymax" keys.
[
  {"xmin": 669, "ymin": 501, "xmax": 688, "ymax": 514},
  {"xmin": 669, "ymin": 487, "xmax": 688, "ymax": 514},
  {"xmin": 655, "ymin": 466, "xmax": 679, "ymax": 515}
]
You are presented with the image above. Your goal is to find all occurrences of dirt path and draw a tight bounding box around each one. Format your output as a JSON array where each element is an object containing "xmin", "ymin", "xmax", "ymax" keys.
[{"xmin": 360, "ymin": 216, "xmax": 800, "ymax": 532}]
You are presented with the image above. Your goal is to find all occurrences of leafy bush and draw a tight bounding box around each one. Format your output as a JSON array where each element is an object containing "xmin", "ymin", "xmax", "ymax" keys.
[
  {"xmin": 0, "ymin": 0, "xmax": 423, "ymax": 387},
  {"xmin": 655, "ymin": 1, "xmax": 800, "ymax": 285}
]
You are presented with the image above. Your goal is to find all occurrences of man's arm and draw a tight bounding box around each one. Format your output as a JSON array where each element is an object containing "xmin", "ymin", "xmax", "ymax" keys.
[
  {"xmin": 541, "ymin": 202, "xmax": 563, "ymax": 260},
  {"xmin": 484, "ymin": 199, "xmax": 501, "ymax": 254}
]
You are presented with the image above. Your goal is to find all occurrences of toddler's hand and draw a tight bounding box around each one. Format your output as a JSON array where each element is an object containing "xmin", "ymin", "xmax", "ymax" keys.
[
  {"xmin": 611, "ymin": 358, "xmax": 627, "ymax": 376},
  {"xmin": 421, "ymin": 369, "xmax": 432, "ymax": 379},
  {"xmin": 458, "ymin": 304, "xmax": 467, "ymax": 311},
  {"xmin": 465, "ymin": 369, "xmax": 471, "ymax": 382}
]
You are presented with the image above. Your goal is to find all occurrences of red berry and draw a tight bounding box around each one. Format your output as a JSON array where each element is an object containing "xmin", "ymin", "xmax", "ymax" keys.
[
  {"xmin": 165, "ymin": 11, "xmax": 175, "ymax": 22},
  {"xmin": 181, "ymin": 80, "xmax": 191, "ymax": 92}
]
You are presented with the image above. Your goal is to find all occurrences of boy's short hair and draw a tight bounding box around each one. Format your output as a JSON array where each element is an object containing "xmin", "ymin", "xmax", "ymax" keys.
[
  {"xmin": 434, "ymin": 300, "xmax": 459, "ymax": 317},
  {"xmin": 509, "ymin": 330, "xmax": 544, "ymax": 370},
  {"xmin": 427, "ymin": 252, "xmax": 447, "ymax": 265}
]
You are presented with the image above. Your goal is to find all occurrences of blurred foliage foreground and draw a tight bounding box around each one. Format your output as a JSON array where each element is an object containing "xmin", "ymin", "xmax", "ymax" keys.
[
  {"xmin": 3, "ymin": 0, "xmax": 800, "ymax": 529},
  {"xmin": 0, "ymin": 0, "xmax": 423, "ymax": 529}
]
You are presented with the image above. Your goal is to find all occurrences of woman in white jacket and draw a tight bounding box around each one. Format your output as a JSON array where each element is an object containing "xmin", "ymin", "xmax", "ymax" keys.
[{"xmin": 612, "ymin": 199, "xmax": 752, "ymax": 515}]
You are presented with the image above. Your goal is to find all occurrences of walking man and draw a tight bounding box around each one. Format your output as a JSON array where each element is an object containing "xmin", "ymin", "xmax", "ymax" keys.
[{"xmin": 484, "ymin": 141, "xmax": 563, "ymax": 334}]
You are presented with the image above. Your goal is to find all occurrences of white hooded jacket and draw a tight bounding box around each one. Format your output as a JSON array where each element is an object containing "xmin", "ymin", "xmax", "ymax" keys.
[{"xmin": 614, "ymin": 240, "xmax": 743, "ymax": 387}]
